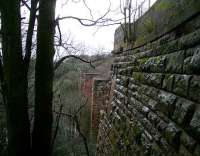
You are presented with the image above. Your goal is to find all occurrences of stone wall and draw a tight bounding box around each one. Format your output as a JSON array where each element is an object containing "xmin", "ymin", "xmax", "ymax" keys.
[
  {"xmin": 97, "ymin": 0, "xmax": 200, "ymax": 155},
  {"xmin": 81, "ymin": 73, "xmax": 100, "ymax": 104},
  {"xmin": 81, "ymin": 73, "xmax": 110, "ymax": 140},
  {"xmin": 91, "ymin": 78, "xmax": 110, "ymax": 139}
]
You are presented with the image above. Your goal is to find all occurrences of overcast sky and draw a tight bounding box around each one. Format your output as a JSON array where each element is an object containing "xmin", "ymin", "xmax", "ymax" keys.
[
  {"xmin": 0, "ymin": 1, "xmax": 158, "ymax": 55},
  {"xmin": 55, "ymin": 0, "xmax": 157, "ymax": 55}
]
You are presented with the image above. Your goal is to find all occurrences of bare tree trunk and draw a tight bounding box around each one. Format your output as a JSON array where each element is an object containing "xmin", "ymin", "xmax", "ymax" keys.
[
  {"xmin": 32, "ymin": 0, "xmax": 56, "ymax": 155},
  {"xmin": 1, "ymin": 0, "xmax": 31, "ymax": 155},
  {"xmin": 24, "ymin": 0, "xmax": 38, "ymax": 75}
]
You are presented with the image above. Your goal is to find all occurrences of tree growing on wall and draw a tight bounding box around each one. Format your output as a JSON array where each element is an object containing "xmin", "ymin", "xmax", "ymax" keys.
[{"xmin": 120, "ymin": 0, "xmax": 152, "ymax": 42}]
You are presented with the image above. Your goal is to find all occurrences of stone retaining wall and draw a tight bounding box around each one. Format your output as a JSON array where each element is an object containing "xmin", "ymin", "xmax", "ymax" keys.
[
  {"xmin": 91, "ymin": 79, "xmax": 110, "ymax": 140},
  {"xmin": 97, "ymin": 0, "xmax": 200, "ymax": 155}
]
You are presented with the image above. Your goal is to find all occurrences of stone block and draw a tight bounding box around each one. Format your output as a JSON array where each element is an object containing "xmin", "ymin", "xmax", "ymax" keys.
[
  {"xmin": 162, "ymin": 74, "xmax": 174, "ymax": 92},
  {"xmin": 173, "ymin": 75, "xmax": 191, "ymax": 97},
  {"xmin": 148, "ymin": 112, "xmax": 160, "ymax": 126},
  {"xmin": 157, "ymin": 120, "xmax": 168, "ymax": 132},
  {"xmin": 157, "ymin": 39, "xmax": 179, "ymax": 56},
  {"xmin": 142, "ymin": 118, "xmax": 153, "ymax": 132},
  {"xmin": 140, "ymin": 133, "xmax": 151, "ymax": 154},
  {"xmin": 132, "ymin": 72, "xmax": 143, "ymax": 84},
  {"xmin": 179, "ymin": 145, "xmax": 193, "ymax": 156},
  {"xmin": 126, "ymin": 67, "xmax": 134, "ymax": 76},
  {"xmin": 184, "ymin": 46, "xmax": 200, "ymax": 74},
  {"xmin": 142, "ymin": 106, "xmax": 150, "ymax": 117},
  {"xmin": 132, "ymin": 72, "xmax": 163, "ymax": 88},
  {"xmin": 165, "ymin": 51, "xmax": 185, "ymax": 73},
  {"xmin": 179, "ymin": 28, "xmax": 200, "ymax": 49},
  {"xmin": 189, "ymin": 111, "xmax": 200, "ymax": 140},
  {"xmin": 189, "ymin": 76, "xmax": 200, "ymax": 103},
  {"xmin": 118, "ymin": 69, "xmax": 127, "ymax": 75},
  {"xmin": 139, "ymin": 56, "xmax": 166, "ymax": 73},
  {"xmin": 151, "ymin": 142, "xmax": 163, "ymax": 156},
  {"xmin": 147, "ymin": 99, "xmax": 158, "ymax": 110},
  {"xmin": 140, "ymin": 85, "xmax": 159, "ymax": 100},
  {"xmin": 194, "ymin": 144, "xmax": 200, "ymax": 156},
  {"xmin": 159, "ymin": 138, "xmax": 171, "ymax": 153},
  {"xmin": 180, "ymin": 132, "xmax": 196, "ymax": 152},
  {"xmin": 164, "ymin": 123, "xmax": 181, "ymax": 150},
  {"xmin": 128, "ymin": 83, "xmax": 138, "ymax": 91},
  {"xmin": 143, "ymin": 73, "xmax": 164, "ymax": 88},
  {"xmin": 157, "ymin": 91, "xmax": 177, "ymax": 115},
  {"xmin": 172, "ymin": 98, "xmax": 195, "ymax": 126}
]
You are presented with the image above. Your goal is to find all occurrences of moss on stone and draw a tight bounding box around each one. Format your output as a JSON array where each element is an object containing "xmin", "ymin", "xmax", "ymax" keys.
[
  {"xmin": 155, "ymin": 1, "xmax": 175, "ymax": 11},
  {"xmin": 143, "ymin": 18, "xmax": 156, "ymax": 34},
  {"xmin": 132, "ymin": 72, "xmax": 143, "ymax": 83},
  {"xmin": 139, "ymin": 58, "xmax": 149, "ymax": 65}
]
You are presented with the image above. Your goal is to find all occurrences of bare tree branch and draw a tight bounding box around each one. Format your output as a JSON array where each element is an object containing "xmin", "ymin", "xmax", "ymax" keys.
[
  {"xmin": 21, "ymin": 0, "xmax": 31, "ymax": 10},
  {"xmin": 51, "ymin": 95, "xmax": 63, "ymax": 153},
  {"xmin": 74, "ymin": 115, "xmax": 90, "ymax": 156},
  {"xmin": 53, "ymin": 99, "xmax": 90, "ymax": 156},
  {"xmin": 82, "ymin": 0, "xmax": 93, "ymax": 19},
  {"xmin": 54, "ymin": 19, "xmax": 62, "ymax": 45},
  {"xmin": 74, "ymin": 99, "xmax": 88, "ymax": 115},
  {"xmin": 57, "ymin": 0, "xmax": 111, "ymax": 26},
  {"xmin": 54, "ymin": 54, "xmax": 95, "ymax": 70}
]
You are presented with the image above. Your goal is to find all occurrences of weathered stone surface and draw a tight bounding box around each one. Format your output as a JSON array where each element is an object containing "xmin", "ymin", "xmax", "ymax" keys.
[
  {"xmin": 165, "ymin": 51, "xmax": 185, "ymax": 73},
  {"xmin": 172, "ymin": 98, "xmax": 195, "ymax": 126},
  {"xmin": 157, "ymin": 39, "xmax": 179, "ymax": 56},
  {"xmin": 139, "ymin": 56, "xmax": 166, "ymax": 72},
  {"xmin": 184, "ymin": 46, "xmax": 200, "ymax": 74},
  {"xmin": 97, "ymin": 1, "xmax": 200, "ymax": 155},
  {"xmin": 151, "ymin": 142, "xmax": 163, "ymax": 156},
  {"xmin": 143, "ymin": 73, "xmax": 163, "ymax": 88},
  {"xmin": 189, "ymin": 111, "xmax": 200, "ymax": 140},
  {"xmin": 157, "ymin": 120, "xmax": 168, "ymax": 132},
  {"xmin": 179, "ymin": 145, "xmax": 193, "ymax": 156},
  {"xmin": 159, "ymin": 138, "xmax": 171, "ymax": 153},
  {"xmin": 157, "ymin": 91, "xmax": 177, "ymax": 116},
  {"xmin": 189, "ymin": 76, "xmax": 200, "ymax": 103},
  {"xmin": 179, "ymin": 28, "xmax": 200, "ymax": 49},
  {"xmin": 194, "ymin": 144, "xmax": 200, "ymax": 156},
  {"xmin": 139, "ymin": 85, "xmax": 160, "ymax": 99},
  {"xmin": 164, "ymin": 123, "xmax": 181, "ymax": 149},
  {"xmin": 180, "ymin": 132, "xmax": 196, "ymax": 152},
  {"xmin": 173, "ymin": 75, "xmax": 191, "ymax": 97},
  {"xmin": 148, "ymin": 112, "xmax": 160, "ymax": 126},
  {"xmin": 147, "ymin": 98, "xmax": 158, "ymax": 110},
  {"xmin": 162, "ymin": 74, "xmax": 174, "ymax": 92}
]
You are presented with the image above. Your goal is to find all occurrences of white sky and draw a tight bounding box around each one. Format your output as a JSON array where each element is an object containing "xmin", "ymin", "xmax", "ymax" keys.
[
  {"xmin": 0, "ymin": 1, "xmax": 157, "ymax": 55},
  {"xmin": 55, "ymin": 0, "xmax": 157, "ymax": 55}
]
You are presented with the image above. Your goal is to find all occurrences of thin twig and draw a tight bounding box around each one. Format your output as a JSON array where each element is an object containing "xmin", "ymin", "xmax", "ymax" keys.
[
  {"xmin": 57, "ymin": 0, "xmax": 111, "ymax": 27},
  {"xmin": 51, "ymin": 95, "xmax": 64, "ymax": 152},
  {"xmin": 53, "ymin": 99, "xmax": 90, "ymax": 156},
  {"xmin": 21, "ymin": 0, "xmax": 31, "ymax": 10},
  {"xmin": 82, "ymin": 0, "xmax": 93, "ymax": 19}
]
